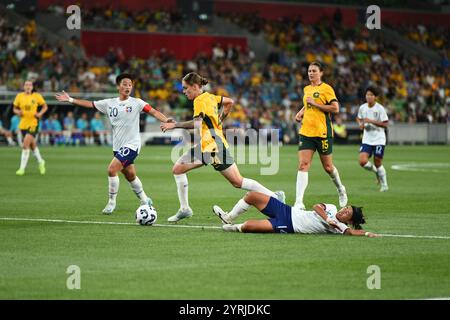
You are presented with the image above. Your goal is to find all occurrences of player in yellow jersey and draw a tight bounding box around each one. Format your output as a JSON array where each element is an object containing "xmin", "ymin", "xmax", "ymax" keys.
[
  {"xmin": 294, "ymin": 62, "xmax": 347, "ymax": 209},
  {"xmin": 161, "ymin": 72, "xmax": 285, "ymax": 222},
  {"xmin": 13, "ymin": 80, "xmax": 48, "ymax": 176}
]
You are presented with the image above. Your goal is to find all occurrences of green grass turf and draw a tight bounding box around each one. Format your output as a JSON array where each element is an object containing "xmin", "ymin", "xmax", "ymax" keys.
[{"xmin": 0, "ymin": 145, "xmax": 449, "ymax": 299}]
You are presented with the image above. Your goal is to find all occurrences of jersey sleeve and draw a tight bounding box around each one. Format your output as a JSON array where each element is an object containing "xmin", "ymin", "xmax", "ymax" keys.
[
  {"xmin": 13, "ymin": 94, "xmax": 20, "ymax": 108},
  {"xmin": 324, "ymin": 204, "xmax": 338, "ymax": 216},
  {"xmin": 324, "ymin": 85, "xmax": 338, "ymax": 104},
  {"xmin": 379, "ymin": 106, "xmax": 389, "ymax": 122},
  {"xmin": 193, "ymin": 99, "xmax": 206, "ymax": 118},
  {"xmin": 93, "ymin": 99, "xmax": 109, "ymax": 114},
  {"xmin": 357, "ymin": 106, "xmax": 363, "ymax": 119},
  {"xmin": 36, "ymin": 93, "xmax": 46, "ymax": 106},
  {"xmin": 136, "ymin": 98, "xmax": 150, "ymax": 112}
]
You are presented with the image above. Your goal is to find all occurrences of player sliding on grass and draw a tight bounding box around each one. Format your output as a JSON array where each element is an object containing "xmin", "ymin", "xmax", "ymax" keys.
[
  {"xmin": 213, "ymin": 191, "xmax": 379, "ymax": 237},
  {"xmin": 56, "ymin": 73, "xmax": 173, "ymax": 214},
  {"xmin": 161, "ymin": 72, "xmax": 285, "ymax": 222}
]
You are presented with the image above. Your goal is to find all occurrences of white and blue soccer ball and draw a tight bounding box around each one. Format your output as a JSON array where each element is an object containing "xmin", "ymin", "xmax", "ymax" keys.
[{"xmin": 135, "ymin": 204, "xmax": 157, "ymax": 226}]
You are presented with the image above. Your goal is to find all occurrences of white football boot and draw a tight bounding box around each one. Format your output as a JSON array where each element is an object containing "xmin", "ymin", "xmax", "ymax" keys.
[
  {"xmin": 167, "ymin": 207, "xmax": 193, "ymax": 222},
  {"xmin": 102, "ymin": 201, "xmax": 116, "ymax": 215},
  {"xmin": 212, "ymin": 205, "xmax": 233, "ymax": 224},
  {"xmin": 338, "ymin": 186, "xmax": 348, "ymax": 208}
]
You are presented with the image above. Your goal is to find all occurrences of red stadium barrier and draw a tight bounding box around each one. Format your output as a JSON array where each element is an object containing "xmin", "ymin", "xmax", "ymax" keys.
[
  {"xmin": 81, "ymin": 30, "xmax": 248, "ymax": 60},
  {"xmin": 38, "ymin": 0, "xmax": 176, "ymax": 11},
  {"xmin": 215, "ymin": 0, "xmax": 450, "ymax": 28}
]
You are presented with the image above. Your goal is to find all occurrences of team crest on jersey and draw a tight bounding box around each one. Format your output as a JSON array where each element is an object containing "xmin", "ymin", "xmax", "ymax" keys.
[
  {"xmin": 313, "ymin": 92, "xmax": 320, "ymax": 98},
  {"xmin": 126, "ymin": 106, "xmax": 132, "ymax": 112},
  {"xmin": 373, "ymin": 112, "xmax": 378, "ymax": 117}
]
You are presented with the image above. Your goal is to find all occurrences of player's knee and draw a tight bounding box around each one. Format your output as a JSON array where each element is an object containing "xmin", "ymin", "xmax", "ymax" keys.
[
  {"xmin": 107, "ymin": 166, "xmax": 118, "ymax": 177},
  {"xmin": 359, "ymin": 160, "xmax": 367, "ymax": 167},
  {"xmin": 172, "ymin": 165, "xmax": 184, "ymax": 175},
  {"xmin": 244, "ymin": 192, "xmax": 256, "ymax": 204},
  {"xmin": 298, "ymin": 161, "xmax": 310, "ymax": 171},
  {"xmin": 231, "ymin": 179, "xmax": 242, "ymax": 188}
]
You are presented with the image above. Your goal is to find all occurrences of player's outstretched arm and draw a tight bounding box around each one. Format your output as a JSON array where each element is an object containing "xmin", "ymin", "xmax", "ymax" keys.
[
  {"xmin": 55, "ymin": 91, "xmax": 94, "ymax": 108},
  {"xmin": 344, "ymin": 228, "xmax": 380, "ymax": 237},
  {"xmin": 145, "ymin": 105, "xmax": 173, "ymax": 123}
]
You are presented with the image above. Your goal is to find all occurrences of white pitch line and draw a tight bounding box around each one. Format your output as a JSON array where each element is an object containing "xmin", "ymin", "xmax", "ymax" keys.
[
  {"xmin": 0, "ymin": 217, "xmax": 221, "ymax": 230},
  {"xmin": 379, "ymin": 233, "xmax": 450, "ymax": 240},
  {"xmin": 1, "ymin": 217, "xmax": 450, "ymax": 239}
]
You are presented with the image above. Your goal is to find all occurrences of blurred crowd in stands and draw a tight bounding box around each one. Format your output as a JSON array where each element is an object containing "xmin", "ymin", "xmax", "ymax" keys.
[{"xmin": 0, "ymin": 7, "xmax": 448, "ymax": 146}]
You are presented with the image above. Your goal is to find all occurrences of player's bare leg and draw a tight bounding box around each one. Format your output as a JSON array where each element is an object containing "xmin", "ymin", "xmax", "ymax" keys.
[{"xmin": 221, "ymin": 163, "xmax": 284, "ymax": 202}]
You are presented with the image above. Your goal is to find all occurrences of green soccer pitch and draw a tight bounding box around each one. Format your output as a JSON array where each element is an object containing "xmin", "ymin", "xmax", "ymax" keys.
[{"xmin": 0, "ymin": 145, "xmax": 449, "ymax": 299}]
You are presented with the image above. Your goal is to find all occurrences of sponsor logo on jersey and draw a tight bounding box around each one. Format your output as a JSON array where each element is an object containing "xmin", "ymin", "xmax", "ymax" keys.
[
  {"xmin": 126, "ymin": 106, "xmax": 132, "ymax": 112},
  {"xmin": 313, "ymin": 92, "xmax": 320, "ymax": 98}
]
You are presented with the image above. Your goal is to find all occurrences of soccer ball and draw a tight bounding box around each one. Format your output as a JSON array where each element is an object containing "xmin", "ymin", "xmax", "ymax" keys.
[{"xmin": 135, "ymin": 204, "xmax": 157, "ymax": 226}]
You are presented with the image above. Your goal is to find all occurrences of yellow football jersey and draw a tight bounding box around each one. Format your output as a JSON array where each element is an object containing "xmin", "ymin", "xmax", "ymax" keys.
[
  {"xmin": 193, "ymin": 92, "xmax": 229, "ymax": 152},
  {"xmin": 13, "ymin": 92, "xmax": 46, "ymax": 130},
  {"xmin": 299, "ymin": 82, "xmax": 338, "ymax": 138}
]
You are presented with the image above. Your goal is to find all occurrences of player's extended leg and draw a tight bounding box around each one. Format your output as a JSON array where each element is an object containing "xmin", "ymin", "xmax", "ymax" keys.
[
  {"xmin": 219, "ymin": 192, "xmax": 276, "ymax": 233},
  {"xmin": 167, "ymin": 155, "xmax": 204, "ymax": 222},
  {"xmin": 320, "ymin": 154, "xmax": 347, "ymax": 207},
  {"xmin": 359, "ymin": 147, "xmax": 378, "ymax": 182},
  {"xmin": 30, "ymin": 136, "xmax": 45, "ymax": 175},
  {"xmin": 102, "ymin": 158, "xmax": 123, "ymax": 214},
  {"xmin": 16, "ymin": 133, "xmax": 33, "ymax": 176},
  {"xmin": 220, "ymin": 163, "xmax": 285, "ymax": 202},
  {"xmin": 122, "ymin": 164, "xmax": 152, "ymax": 206},
  {"xmin": 374, "ymin": 156, "xmax": 388, "ymax": 192},
  {"xmin": 295, "ymin": 149, "xmax": 314, "ymax": 209}
]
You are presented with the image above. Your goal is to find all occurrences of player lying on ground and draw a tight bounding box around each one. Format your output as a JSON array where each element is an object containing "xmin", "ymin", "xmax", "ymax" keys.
[{"xmin": 213, "ymin": 191, "xmax": 379, "ymax": 237}]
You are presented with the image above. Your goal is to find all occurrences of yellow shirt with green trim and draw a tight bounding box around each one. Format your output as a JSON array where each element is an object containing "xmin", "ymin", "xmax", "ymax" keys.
[
  {"xmin": 193, "ymin": 92, "xmax": 229, "ymax": 152},
  {"xmin": 299, "ymin": 82, "xmax": 338, "ymax": 138},
  {"xmin": 13, "ymin": 92, "xmax": 46, "ymax": 130}
]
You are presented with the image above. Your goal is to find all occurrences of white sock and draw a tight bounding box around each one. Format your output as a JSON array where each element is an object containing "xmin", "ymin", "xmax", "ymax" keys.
[
  {"xmin": 228, "ymin": 199, "xmax": 251, "ymax": 221},
  {"xmin": 329, "ymin": 167, "xmax": 344, "ymax": 191},
  {"xmin": 377, "ymin": 165, "xmax": 388, "ymax": 186},
  {"xmin": 241, "ymin": 178, "xmax": 276, "ymax": 197},
  {"xmin": 108, "ymin": 176, "xmax": 119, "ymax": 202},
  {"xmin": 32, "ymin": 147, "xmax": 44, "ymax": 163},
  {"xmin": 363, "ymin": 161, "xmax": 378, "ymax": 174},
  {"xmin": 295, "ymin": 171, "xmax": 308, "ymax": 206},
  {"xmin": 6, "ymin": 136, "xmax": 14, "ymax": 145},
  {"xmin": 19, "ymin": 149, "xmax": 30, "ymax": 170},
  {"xmin": 174, "ymin": 174, "xmax": 189, "ymax": 210},
  {"xmin": 129, "ymin": 176, "xmax": 148, "ymax": 204}
]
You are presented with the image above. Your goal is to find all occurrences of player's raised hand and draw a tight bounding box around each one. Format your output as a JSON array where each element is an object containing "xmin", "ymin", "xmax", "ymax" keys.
[
  {"xmin": 55, "ymin": 90, "xmax": 70, "ymax": 102},
  {"xmin": 165, "ymin": 118, "xmax": 176, "ymax": 123},
  {"xmin": 161, "ymin": 122, "xmax": 176, "ymax": 132}
]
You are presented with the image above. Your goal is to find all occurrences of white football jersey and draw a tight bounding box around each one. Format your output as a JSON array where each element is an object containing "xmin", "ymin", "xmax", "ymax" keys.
[
  {"xmin": 93, "ymin": 97, "xmax": 148, "ymax": 152},
  {"xmin": 291, "ymin": 204, "xmax": 349, "ymax": 235},
  {"xmin": 357, "ymin": 102, "xmax": 389, "ymax": 145}
]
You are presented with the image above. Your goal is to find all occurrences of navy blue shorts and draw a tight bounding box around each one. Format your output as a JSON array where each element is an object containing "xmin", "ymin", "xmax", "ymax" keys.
[
  {"xmin": 360, "ymin": 144, "xmax": 385, "ymax": 158},
  {"xmin": 113, "ymin": 147, "xmax": 138, "ymax": 168},
  {"xmin": 261, "ymin": 197, "xmax": 294, "ymax": 234}
]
